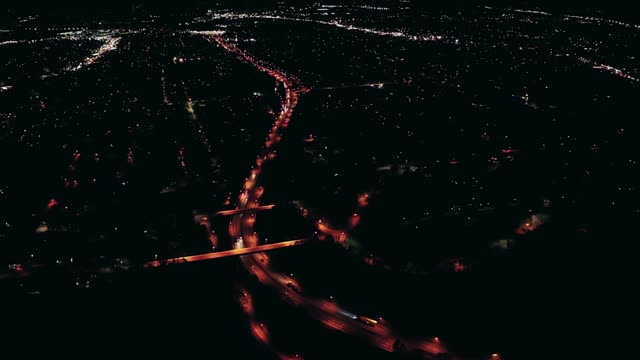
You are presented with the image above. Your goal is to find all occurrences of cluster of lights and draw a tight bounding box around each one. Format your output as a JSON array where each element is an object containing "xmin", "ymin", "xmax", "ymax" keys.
[
  {"xmin": 592, "ymin": 64, "xmax": 639, "ymax": 82},
  {"xmin": 208, "ymin": 13, "xmax": 443, "ymax": 42},
  {"xmin": 0, "ymin": 40, "xmax": 22, "ymax": 46},
  {"xmin": 484, "ymin": 6, "xmax": 551, "ymax": 16},
  {"xmin": 485, "ymin": 5, "xmax": 640, "ymax": 29},
  {"xmin": 317, "ymin": 18, "xmax": 442, "ymax": 41},
  {"xmin": 65, "ymin": 36, "xmax": 121, "ymax": 72},
  {"xmin": 564, "ymin": 14, "xmax": 640, "ymax": 29},
  {"xmin": 320, "ymin": 4, "xmax": 389, "ymax": 11},
  {"xmin": 187, "ymin": 30, "xmax": 226, "ymax": 36}
]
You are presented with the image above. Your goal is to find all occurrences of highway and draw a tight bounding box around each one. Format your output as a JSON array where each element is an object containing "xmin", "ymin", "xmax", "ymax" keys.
[
  {"xmin": 212, "ymin": 35, "xmax": 449, "ymax": 358},
  {"xmin": 143, "ymin": 239, "xmax": 308, "ymax": 269}
]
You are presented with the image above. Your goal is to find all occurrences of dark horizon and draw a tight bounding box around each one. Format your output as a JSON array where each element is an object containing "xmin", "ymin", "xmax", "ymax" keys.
[{"xmin": 3, "ymin": 0, "xmax": 639, "ymax": 21}]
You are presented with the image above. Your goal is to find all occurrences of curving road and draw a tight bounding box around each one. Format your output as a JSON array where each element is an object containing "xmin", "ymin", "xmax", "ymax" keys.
[{"xmin": 212, "ymin": 35, "xmax": 449, "ymax": 358}]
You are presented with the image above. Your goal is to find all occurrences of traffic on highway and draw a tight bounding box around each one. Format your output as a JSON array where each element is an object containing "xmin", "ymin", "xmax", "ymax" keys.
[{"xmin": 213, "ymin": 35, "xmax": 449, "ymax": 358}]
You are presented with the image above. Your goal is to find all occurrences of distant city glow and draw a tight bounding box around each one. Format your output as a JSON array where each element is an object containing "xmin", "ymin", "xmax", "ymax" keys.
[{"xmin": 208, "ymin": 13, "xmax": 443, "ymax": 42}]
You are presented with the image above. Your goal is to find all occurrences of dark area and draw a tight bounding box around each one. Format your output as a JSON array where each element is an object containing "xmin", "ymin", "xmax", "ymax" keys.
[{"xmin": 5, "ymin": 260, "xmax": 277, "ymax": 358}]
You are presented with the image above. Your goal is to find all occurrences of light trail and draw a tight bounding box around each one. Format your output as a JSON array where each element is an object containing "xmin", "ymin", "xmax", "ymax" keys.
[
  {"xmin": 0, "ymin": 40, "xmax": 23, "ymax": 46},
  {"xmin": 143, "ymin": 239, "xmax": 308, "ymax": 268},
  {"xmin": 579, "ymin": 57, "xmax": 639, "ymax": 82},
  {"xmin": 564, "ymin": 14, "xmax": 640, "ymax": 29},
  {"xmin": 216, "ymin": 204, "xmax": 275, "ymax": 216},
  {"xmin": 484, "ymin": 5, "xmax": 640, "ymax": 29},
  {"xmin": 160, "ymin": 67, "xmax": 171, "ymax": 105},
  {"xmin": 484, "ymin": 6, "xmax": 551, "ymax": 16}
]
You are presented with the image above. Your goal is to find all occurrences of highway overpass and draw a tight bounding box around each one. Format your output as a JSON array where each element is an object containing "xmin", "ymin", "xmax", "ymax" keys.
[
  {"xmin": 216, "ymin": 204, "xmax": 275, "ymax": 216},
  {"xmin": 143, "ymin": 238, "xmax": 308, "ymax": 268}
]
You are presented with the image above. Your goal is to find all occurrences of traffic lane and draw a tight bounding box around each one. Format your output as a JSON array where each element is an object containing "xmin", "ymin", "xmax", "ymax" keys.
[
  {"xmin": 241, "ymin": 245, "xmax": 399, "ymax": 348},
  {"xmin": 250, "ymin": 320, "xmax": 271, "ymax": 345},
  {"xmin": 307, "ymin": 308, "xmax": 396, "ymax": 352},
  {"xmin": 236, "ymin": 186, "xmax": 402, "ymax": 351},
  {"xmin": 238, "ymin": 208, "xmax": 448, "ymax": 355}
]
